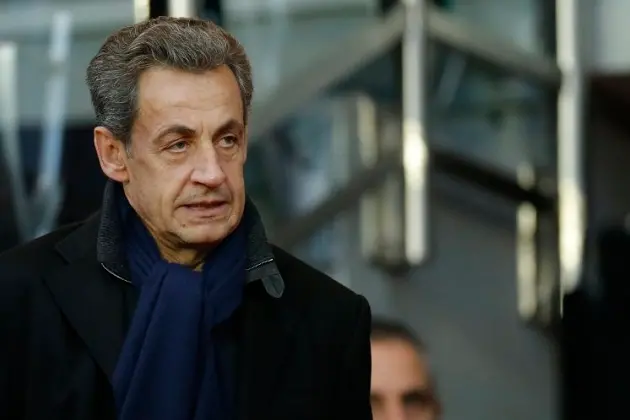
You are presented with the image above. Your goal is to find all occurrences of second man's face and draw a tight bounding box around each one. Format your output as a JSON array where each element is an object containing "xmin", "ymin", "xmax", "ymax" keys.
[{"xmin": 371, "ymin": 338, "xmax": 440, "ymax": 420}]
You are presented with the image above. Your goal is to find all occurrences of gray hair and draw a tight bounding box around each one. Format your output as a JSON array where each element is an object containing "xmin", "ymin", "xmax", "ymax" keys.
[
  {"xmin": 371, "ymin": 317, "xmax": 426, "ymax": 351},
  {"xmin": 86, "ymin": 16, "xmax": 253, "ymax": 145}
]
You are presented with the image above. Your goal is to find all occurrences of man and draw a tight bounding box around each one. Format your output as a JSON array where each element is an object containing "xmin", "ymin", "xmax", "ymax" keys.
[
  {"xmin": 0, "ymin": 17, "xmax": 372, "ymax": 420},
  {"xmin": 371, "ymin": 318, "xmax": 441, "ymax": 420}
]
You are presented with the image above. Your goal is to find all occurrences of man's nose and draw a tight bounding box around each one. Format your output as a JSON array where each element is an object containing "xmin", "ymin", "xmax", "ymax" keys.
[{"xmin": 190, "ymin": 144, "xmax": 227, "ymax": 188}]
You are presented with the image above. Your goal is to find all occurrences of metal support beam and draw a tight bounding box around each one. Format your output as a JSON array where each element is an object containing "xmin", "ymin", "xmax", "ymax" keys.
[
  {"xmin": 0, "ymin": 42, "xmax": 30, "ymax": 240},
  {"xmin": 32, "ymin": 11, "xmax": 73, "ymax": 238},
  {"xmin": 168, "ymin": 0, "xmax": 197, "ymax": 17},
  {"xmin": 358, "ymin": 101, "xmax": 409, "ymax": 273},
  {"xmin": 134, "ymin": 0, "xmax": 150, "ymax": 22},
  {"xmin": 402, "ymin": 0, "xmax": 430, "ymax": 266},
  {"xmin": 556, "ymin": 0, "xmax": 586, "ymax": 298},
  {"xmin": 0, "ymin": 12, "xmax": 74, "ymax": 242}
]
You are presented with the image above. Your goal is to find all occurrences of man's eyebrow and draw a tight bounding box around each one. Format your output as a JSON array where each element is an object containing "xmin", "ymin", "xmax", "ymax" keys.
[
  {"xmin": 152, "ymin": 124, "xmax": 197, "ymax": 145},
  {"xmin": 402, "ymin": 388, "xmax": 434, "ymax": 405},
  {"xmin": 151, "ymin": 119, "xmax": 244, "ymax": 145},
  {"xmin": 213, "ymin": 118, "xmax": 244, "ymax": 136}
]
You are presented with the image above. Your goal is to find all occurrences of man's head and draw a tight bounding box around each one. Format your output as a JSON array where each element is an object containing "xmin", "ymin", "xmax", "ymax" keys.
[
  {"xmin": 87, "ymin": 17, "xmax": 253, "ymax": 262},
  {"xmin": 371, "ymin": 318, "xmax": 441, "ymax": 420}
]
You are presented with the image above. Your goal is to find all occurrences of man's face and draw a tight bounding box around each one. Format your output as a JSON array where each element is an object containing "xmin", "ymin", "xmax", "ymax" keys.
[
  {"xmin": 118, "ymin": 65, "xmax": 247, "ymax": 249},
  {"xmin": 371, "ymin": 338, "xmax": 439, "ymax": 420}
]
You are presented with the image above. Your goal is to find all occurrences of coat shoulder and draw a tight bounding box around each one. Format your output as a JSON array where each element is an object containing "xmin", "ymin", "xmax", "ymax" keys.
[
  {"xmin": 0, "ymin": 222, "xmax": 81, "ymax": 273},
  {"xmin": 271, "ymin": 245, "xmax": 369, "ymax": 314},
  {"xmin": 270, "ymin": 245, "xmax": 371, "ymax": 364},
  {"xmin": 273, "ymin": 246, "xmax": 363, "ymax": 304},
  {"xmin": 0, "ymin": 222, "xmax": 84, "ymax": 302}
]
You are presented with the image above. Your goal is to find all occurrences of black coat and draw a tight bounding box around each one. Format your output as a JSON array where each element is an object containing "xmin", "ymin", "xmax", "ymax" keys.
[{"xmin": 0, "ymin": 193, "xmax": 372, "ymax": 420}]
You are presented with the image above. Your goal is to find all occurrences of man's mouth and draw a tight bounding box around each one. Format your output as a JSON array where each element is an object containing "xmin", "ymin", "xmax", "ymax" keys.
[{"xmin": 182, "ymin": 200, "xmax": 229, "ymax": 217}]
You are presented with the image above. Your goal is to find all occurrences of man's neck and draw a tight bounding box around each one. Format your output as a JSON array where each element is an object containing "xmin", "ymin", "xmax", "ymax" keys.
[{"xmin": 158, "ymin": 245, "xmax": 206, "ymax": 271}]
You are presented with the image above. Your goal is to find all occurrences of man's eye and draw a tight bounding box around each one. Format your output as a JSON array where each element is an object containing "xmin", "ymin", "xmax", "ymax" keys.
[
  {"xmin": 218, "ymin": 135, "xmax": 237, "ymax": 148},
  {"xmin": 168, "ymin": 140, "xmax": 188, "ymax": 151}
]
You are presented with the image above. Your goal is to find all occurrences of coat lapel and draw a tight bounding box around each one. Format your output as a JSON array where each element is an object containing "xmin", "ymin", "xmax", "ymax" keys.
[
  {"xmin": 43, "ymin": 215, "xmax": 137, "ymax": 383},
  {"xmin": 235, "ymin": 283, "xmax": 301, "ymax": 420}
]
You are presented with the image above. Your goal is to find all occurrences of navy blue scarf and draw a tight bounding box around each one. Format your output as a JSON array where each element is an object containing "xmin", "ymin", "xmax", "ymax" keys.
[{"xmin": 112, "ymin": 197, "xmax": 249, "ymax": 420}]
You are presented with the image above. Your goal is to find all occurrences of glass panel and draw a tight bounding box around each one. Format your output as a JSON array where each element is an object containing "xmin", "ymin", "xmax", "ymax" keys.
[
  {"xmin": 238, "ymin": 0, "xmax": 401, "ymax": 256},
  {"xmin": 430, "ymin": 53, "xmax": 555, "ymax": 177},
  {"xmin": 446, "ymin": 0, "xmax": 544, "ymax": 54},
  {"xmin": 222, "ymin": 0, "xmax": 380, "ymax": 101},
  {"xmin": 427, "ymin": 0, "xmax": 555, "ymax": 178}
]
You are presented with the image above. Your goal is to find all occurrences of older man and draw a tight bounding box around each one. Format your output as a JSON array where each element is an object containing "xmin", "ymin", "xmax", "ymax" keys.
[
  {"xmin": 0, "ymin": 17, "xmax": 371, "ymax": 420},
  {"xmin": 371, "ymin": 319, "xmax": 441, "ymax": 420}
]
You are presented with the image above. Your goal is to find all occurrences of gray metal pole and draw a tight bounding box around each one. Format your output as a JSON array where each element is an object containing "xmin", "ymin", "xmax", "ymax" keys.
[
  {"xmin": 401, "ymin": 0, "xmax": 429, "ymax": 265},
  {"xmin": 0, "ymin": 42, "xmax": 31, "ymax": 241},
  {"xmin": 168, "ymin": 0, "xmax": 197, "ymax": 17},
  {"xmin": 134, "ymin": 0, "xmax": 150, "ymax": 22},
  {"xmin": 556, "ymin": 0, "xmax": 586, "ymax": 297},
  {"xmin": 33, "ymin": 10, "xmax": 73, "ymax": 238}
]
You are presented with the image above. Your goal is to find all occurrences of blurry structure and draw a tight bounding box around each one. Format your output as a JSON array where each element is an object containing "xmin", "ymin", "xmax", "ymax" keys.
[
  {"xmin": 148, "ymin": 0, "xmax": 223, "ymax": 22},
  {"xmin": 0, "ymin": 12, "xmax": 72, "ymax": 245},
  {"xmin": 6, "ymin": 0, "xmax": 630, "ymax": 418},
  {"xmin": 371, "ymin": 318, "xmax": 441, "ymax": 420}
]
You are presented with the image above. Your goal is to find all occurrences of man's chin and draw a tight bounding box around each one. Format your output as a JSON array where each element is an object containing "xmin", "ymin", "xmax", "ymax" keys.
[{"xmin": 177, "ymin": 223, "xmax": 233, "ymax": 247}]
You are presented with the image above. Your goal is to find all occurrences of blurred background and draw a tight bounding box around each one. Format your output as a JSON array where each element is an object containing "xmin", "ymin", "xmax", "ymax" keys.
[{"xmin": 2, "ymin": 0, "xmax": 630, "ymax": 419}]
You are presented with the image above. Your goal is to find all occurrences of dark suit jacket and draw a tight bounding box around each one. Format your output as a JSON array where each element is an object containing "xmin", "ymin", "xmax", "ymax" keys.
[{"xmin": 0, "ymin": 211, "xmax": 372, "ymax": 419}]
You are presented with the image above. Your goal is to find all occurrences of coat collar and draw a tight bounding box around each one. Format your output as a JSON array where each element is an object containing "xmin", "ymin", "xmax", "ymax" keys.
[{"xmin": 57, "ymin": 180, "xmax": 285, "ymax": 298}]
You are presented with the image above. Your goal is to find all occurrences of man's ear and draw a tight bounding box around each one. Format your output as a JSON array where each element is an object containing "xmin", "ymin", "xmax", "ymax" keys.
[{"xmin": 93, "ymin": 126, "xmax": 129, "ymax": 183}]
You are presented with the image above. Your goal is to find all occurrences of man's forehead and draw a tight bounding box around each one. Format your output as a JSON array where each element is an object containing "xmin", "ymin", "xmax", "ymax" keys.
[
  {"xmin": 136, "ymin": 66, "xmax": 242, "ymax": 112},
  {"xmin": 371, "ymin": 338, "xmax": 431, "ymax": 389},
  {"xmin": 133, "ymin": 67, "xmax": 244, "ymax": 137}
]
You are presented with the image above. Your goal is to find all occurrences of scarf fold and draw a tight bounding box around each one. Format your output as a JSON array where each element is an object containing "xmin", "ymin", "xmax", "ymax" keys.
[{"xmin": 112, "ymin": 198, "xmax": 249, "ymax": 420}]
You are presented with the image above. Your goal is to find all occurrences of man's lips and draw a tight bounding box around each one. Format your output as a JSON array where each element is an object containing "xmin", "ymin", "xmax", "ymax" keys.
[
  {"xmin": 181, "ymin": 200, "xmax": 229, "ymax": 216},
  {"xmin": 184, "ymin": 200, "xmax": 226, "ymax": 207}
]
